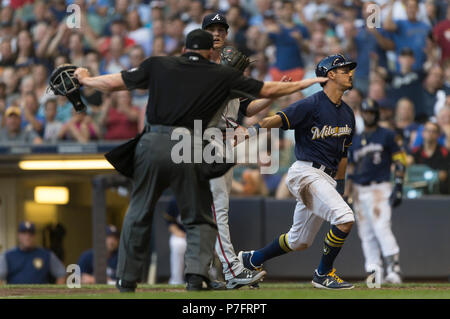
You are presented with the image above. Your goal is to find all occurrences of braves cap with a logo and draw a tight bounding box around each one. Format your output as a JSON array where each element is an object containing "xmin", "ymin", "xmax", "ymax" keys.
[{"xmin": 202, "ymin": 13, "xmax": 229, "ymax": 30}]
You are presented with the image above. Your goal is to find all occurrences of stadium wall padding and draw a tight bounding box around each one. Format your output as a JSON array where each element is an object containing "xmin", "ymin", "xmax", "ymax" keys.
[{"xmin": 153, "ymin": 197, "xmax": 450, "ymax": 280}]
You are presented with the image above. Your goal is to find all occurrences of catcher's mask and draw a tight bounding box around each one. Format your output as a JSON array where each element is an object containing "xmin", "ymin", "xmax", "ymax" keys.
[{"xmin": 48, "ymin": 64, "xmax": 86, "ymax": 113}]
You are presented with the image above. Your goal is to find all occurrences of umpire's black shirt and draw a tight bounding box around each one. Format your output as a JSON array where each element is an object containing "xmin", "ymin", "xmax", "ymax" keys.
[{"xmin": 120, "ymin": 52, "xmax": 264, "ymax": 129}]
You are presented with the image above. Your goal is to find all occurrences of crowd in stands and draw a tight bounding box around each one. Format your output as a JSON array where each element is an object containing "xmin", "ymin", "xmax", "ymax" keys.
[{"xmin": 0, "ymin": 0, "xmax": 449, "ymax": 194}]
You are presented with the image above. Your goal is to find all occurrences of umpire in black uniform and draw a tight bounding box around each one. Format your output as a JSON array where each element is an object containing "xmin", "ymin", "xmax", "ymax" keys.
[{"xmin": 74, "ymin": 29, "xmax": 327, "ymax": 292}]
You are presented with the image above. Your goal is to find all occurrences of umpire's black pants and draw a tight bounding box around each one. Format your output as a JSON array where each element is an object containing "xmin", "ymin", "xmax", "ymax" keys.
[{"xmin": 116, "ymin": 126, "xmax": 218, "ymax": 282}]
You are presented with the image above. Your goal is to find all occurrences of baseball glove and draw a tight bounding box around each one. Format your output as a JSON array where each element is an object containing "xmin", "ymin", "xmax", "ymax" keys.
[
  {"xmin": 220, "ymin": 46, "xmax": 250, "ymax": 72},
  {"xmin": 47, "ymin": 64, "xmax": 86, "ymax": 113}
]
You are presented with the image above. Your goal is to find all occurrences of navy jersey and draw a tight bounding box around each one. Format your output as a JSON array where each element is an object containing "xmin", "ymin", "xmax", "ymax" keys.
[
  {"xmin": 3, "ymin": 247, "xmax": 65, "ymax": 284},
  {"xmin": 77, "ymin": 249, "xmax": 118, "ymax": 280},
  {"xmin": 277, "ymin": 91, "xmax": 355, "ymax": 171},
  {"xmin": 348, "ymin": 126, "xmax": 402, "ymax": 185}
]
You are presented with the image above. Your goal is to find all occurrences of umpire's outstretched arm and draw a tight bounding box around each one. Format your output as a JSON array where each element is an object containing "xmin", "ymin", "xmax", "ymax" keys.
[
  {"xmin": 259, "ymin": 77, "xmax": 327, "ymax": 99},
  {"xmin": 74, "ymin": 70, "xmax": 127, "ymax": 92}
]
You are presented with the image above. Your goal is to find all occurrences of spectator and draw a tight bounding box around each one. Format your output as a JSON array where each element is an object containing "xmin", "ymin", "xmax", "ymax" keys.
[
  {"xmin": 166, "ymin": 14, "xmax": 187, "ymax": 55},
  {"xmin": 0, "ymin": 39, "xmax": 16, "ymax": 67},
  {"xmin": 412, "ymin": 105, "xmax": 450, "ymax": 148},
  {"xmin": 0, "ymin": 105, "xmax": 42, "ymax": 144},
  {"xmin": 42, "ymin": 98, "xmax": 63, "ymax": 143},
  {"xmin": 183, "ymin": 0, "xmax": 205, "ymax": 36},
  {"xmin": 265, "ymin": 0, "xmax": 310, "ymax": 81},
  {"xmin": 432, "ymin": 5, "xmax": 450, "ymax": 64},
  {"xmin": 126, "ymin": 9, "xmax": 152, "ymax": 56},
  {"xmin": 68, "ymin": 32, "xmax": 87, "ymax": 67},
  {"xmin": 99, "ymin": 91, "xmax": 140, "ymax": 140},
  {"xmin": 57, "ymin": 109, "xmax": 100, "ymax": 143},
  {"xmin": 15, "ymin": 29, "xmax": 37, "ymax": 66},
  {"xmin": 163, "ymin": 199, "xmax": 187, "ymax": 285},
  {"xmin": 384, "ymin": 0, "xmax": 432, "ymax": 72},
  {"xmin": 409, "ymin": 121, "xmax": 449, "ymax": 194},
  {"xmin": 21, "ymin": 92, "xmax": 45, "ymax": 136},
  {"xmin": 99, "ymin": 35, "xmax": 130, "ymax": 75},
  {"xmin": 147, "ymin": 0, "xmax": 166, "ymax": 29},
  {"xmin": 0, "ymin": 221, "xmax": 66, "ymax": 284},
  {"xmin": 98, "ymin": 18, "xmax": 136, "ymax": 59},
  {"xmin": 150, "ymin": 19, "xmax": 178, "ymax": 56},
  {"xmin": 419, "ymin": 64, "xmax": 445, "ymax": 121},
  {"xmin": 248, "ymin": 0, "xmax": 272, "ymax": 29},
  {"xmin": 394, "ymin": 97, "xmax": 419, "ymax": 151},
  {"xmin": 151, "ymin": 36, "xmax": 167, "ymax": 57},
  {"xmin": 1, "ymin": 66, "xmax": 19, "ymax": 98},
  {"xmin": 31, "ymin": 63, "xmax": 49, "ymax": 105},
  {"xmin": 77, "ymin": 225, "xmax": 120, "ymax": 285},
  {"xmin": 347, "ymin": 1, "xmax": 395, "ymax": 95},
  {"xmin": 385, "ymin": 47, "xmax": 425, "ymax": 113}
]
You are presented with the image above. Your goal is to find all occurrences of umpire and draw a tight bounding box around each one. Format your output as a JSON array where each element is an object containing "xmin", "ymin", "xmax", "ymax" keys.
[{"xmin": 74, "ymin": 29, "xmax": 326, "ymax": 292}]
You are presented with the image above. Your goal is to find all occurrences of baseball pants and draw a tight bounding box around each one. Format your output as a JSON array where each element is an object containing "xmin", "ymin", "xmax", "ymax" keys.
[
  {"xmin": 284, "ymin": 161, "xmax": 355, "ymax": 250},
  {"xmin": 353, "ymin": 182, "xmax": 400, "ymax": 272},
  {"xmin": 210, "ymin": 168, "xmax": 245, "ymax": 281},
  {"xmin": 116, "ymin": 128, "xmax": 218, "ymax": 282},
  {"xmin": 169, "ymin": 234, "xmax": 187, "ymax": 285}
]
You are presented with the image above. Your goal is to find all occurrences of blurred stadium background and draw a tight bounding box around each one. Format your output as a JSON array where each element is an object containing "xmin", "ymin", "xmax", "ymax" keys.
[{"xmin": 0, "ymin": 0, "xmax": 449, "ymax": 287}]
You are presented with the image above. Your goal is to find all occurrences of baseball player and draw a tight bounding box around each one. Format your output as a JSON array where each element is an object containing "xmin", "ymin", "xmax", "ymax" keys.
[
  {"xmin": 346, "ymin": 98, "xmax": 406, "ymax": 284},
  {"xmin": 202, "ymin": 13, "xmax": 288, "ymax": 289},
  {"xmin": 239, "ymin": 54, "xmax": 357, "ymax": 289}
]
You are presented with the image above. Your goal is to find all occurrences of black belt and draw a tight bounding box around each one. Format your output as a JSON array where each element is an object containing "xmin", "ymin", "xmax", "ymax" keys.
[
  {"xmin": 360, "ymin": 180, "xmax": 384, "ymax": 186},
  {"xmin": 311, "ymin": 162, "xmax": 337, "ymax": 178}
]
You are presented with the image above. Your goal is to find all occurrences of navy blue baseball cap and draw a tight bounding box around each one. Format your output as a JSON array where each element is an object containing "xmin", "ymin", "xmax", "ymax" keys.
[
  {"xmin": 18, "ymin": 221, "xmax": 35, "ymax": 234},
  {"xmin": 315, "ymin": 54, "xmax": 357, "ymax": 77},
  {"xmin": 186, "ymin": 29, "xmax": 214, "ymax": 50},
  {"xmin": 202, "ymin": 13, "xmax": 229, "ymax": 30},
  {"xmin": 106, "ymin": 225, "xmax": 120, "ymax": 237}
]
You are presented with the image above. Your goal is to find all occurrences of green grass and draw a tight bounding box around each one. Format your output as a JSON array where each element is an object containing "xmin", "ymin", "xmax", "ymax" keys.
[{"xmin": 0, "ymin": 282, "xmax": 449, "ymax": 299}]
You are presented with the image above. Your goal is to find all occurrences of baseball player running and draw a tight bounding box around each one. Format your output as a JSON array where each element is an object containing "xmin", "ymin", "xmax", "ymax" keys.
[
  {"xmin": 346, "ymin": 98, "xmax": 406, "ymax": 284},
  {"xmin": 239, "ymin": 54, "xmax": 357, "ymax": 289},
  {"xmin": 203, "ymin": 13, "xmax": 288, "ymax": 289}
]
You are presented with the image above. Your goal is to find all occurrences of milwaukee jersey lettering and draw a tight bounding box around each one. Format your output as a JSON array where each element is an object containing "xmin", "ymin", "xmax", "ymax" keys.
[{"xmin": 277, "ymin": 91, "xmax": 355, "ymax": 171}]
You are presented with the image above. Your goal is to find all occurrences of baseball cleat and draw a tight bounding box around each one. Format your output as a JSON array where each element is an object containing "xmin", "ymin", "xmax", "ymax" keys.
[
  {"xmin": 311, "ymin": 268, "xmax": 354, "ymax": 290},
  {"xmin": 238, "ymin": 250, "xmax": 263, "ymax": 271},
  {"xmin": 226, "ymin": 268, "xmax": 266, "ymax": 289}
]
